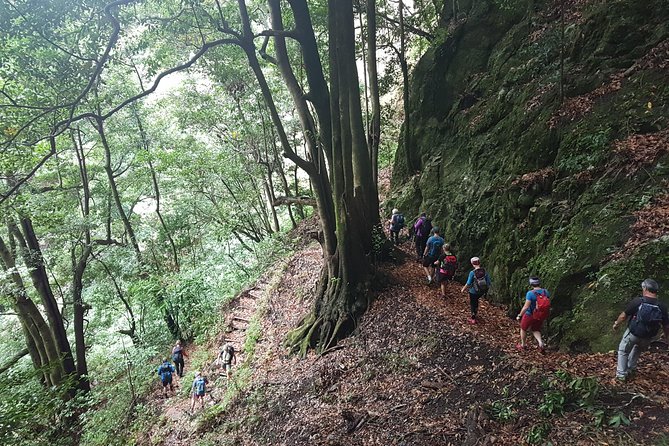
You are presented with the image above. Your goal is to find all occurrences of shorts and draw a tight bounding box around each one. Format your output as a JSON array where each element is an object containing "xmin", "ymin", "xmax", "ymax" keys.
[
  {"xmin": 422, "ymin": 255, "xmax": 438, "ymax": 267},
  {"xmin": 520, "ymin": 313, "xmax": 544, "ymax": 331},
  {"xmin": 437, "ymin": 271, "xmax": 454, "ymax": 284},
  {"xmin": 194, "ymin": 391, "xmax": 205, "ymax": 397},
  {"xmin": 161, "ymin": 376, "xmax": 173, "ymax": 386}
]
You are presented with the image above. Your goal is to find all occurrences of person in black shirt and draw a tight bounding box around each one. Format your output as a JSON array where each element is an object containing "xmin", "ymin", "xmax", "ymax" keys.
[{"xmin": 612, "ymin": 279, "xmax": 669, "ymax": 381}]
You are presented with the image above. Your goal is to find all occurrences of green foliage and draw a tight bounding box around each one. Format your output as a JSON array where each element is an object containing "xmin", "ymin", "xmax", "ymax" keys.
[
  {"xmin": 485, "ymin": 400, "xmax": 517, "ymax": 422},
  {"xmin": 526, "ymin": 422, "xmax": 552, "ymax": 445}
]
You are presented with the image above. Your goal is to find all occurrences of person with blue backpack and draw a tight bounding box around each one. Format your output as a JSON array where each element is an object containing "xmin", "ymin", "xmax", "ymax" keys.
[
  {"xmin": 190, "ymin": 371, "xmax": 208, "ymax": 412},
  {"xmin": 388, "ymin": 208, "xmax": 406, "ymax": 245},
  {"xmin": 515, "ymin": 276, "xmax": 550, "ymax": 353},
  {"xmin": 157, "ymin": 358, "xmax": 176, "ymax": 397},
  {"xmin": 613, "ymin": 279, "xmax": 669, "ymax": 381},
  {"xmin": 460, "ymin": 257, "xmax": 491, "ymax": 324},
  {"xmin": 422, "ymin": 227, "xmax": 445, "ymax": 284},
  {"xmin": 413, "ymin": 212, "xmax": 432, "ymax": 261}
]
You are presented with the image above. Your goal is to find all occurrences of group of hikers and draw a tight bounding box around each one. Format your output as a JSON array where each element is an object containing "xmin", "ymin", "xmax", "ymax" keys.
[
  {"xmin": 156, "ymin": 341, "xmax": 237, "ymax": 412},
  {"xmin": 390, "ymin": 209, "xmax": 669, "ymax": 377}
]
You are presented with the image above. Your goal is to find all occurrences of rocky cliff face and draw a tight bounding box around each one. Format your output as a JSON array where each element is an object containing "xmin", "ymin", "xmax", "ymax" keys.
[{"xmin": 389, "ymin": 0, "xmax": 669, "ymax": 351}]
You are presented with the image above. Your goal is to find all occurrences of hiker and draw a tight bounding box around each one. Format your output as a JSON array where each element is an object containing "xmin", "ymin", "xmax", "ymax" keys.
[
  {"xmin": 190, "ymin": 371, "xmax": 208, "ymax": 412},
  {"xmin": 434, "ymin": 243, "xmax": 457, "ymax": 298},
  {"xmin": 388, "ymin": 208, "xmax": 406, "ymax": 245},
  {"xmin": 460, "ymin": 257, "xmax": 491, "ymax": 324},
  {"xmin": 218, "ymin": 342, "xmax": 237, "ymax": 380},
  {"xmin": 515, "ymin": 276, "xmax": 550, "ymax": 353},
  {"xmin": 422, "ymin": 227, "xmax": 445, "ymax": 284},
  {"xmin": 413, "ymin": 213, "xmax": 433, "ymax": 261},
  {"xmin": 172, "ymin": 340, "xmax": 186, "ymax": 377},
  {"xmin": 157, "ymin": 357, "xmax": 176, "ymax": 397},
  {"xmin": 612, "ymin": 279, "xmax": 669, "ymax": 381}
]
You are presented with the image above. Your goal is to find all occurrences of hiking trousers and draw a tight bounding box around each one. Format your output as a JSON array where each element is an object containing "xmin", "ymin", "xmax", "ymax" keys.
[
  {"xmin": 469, "ymin": 292, "xmax": 484, "ymax": 318},
  {"xmin": 415, "ymin": 235, "xmax": 427, "ymax": 258},
  {"xmin": 390, "ymin": 230, "xmax": 400, "ymax": 245},
  {"xmin": 616, "ymin": 328, "xmax": 650, "ymax": 378},
  {"xmin": 174, "ymin": 357, "xmax": 184, "ymax": 377}
]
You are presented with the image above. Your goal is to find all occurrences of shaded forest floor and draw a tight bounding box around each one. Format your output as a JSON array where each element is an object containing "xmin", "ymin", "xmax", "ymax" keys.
[{"xmin": 138, "ymin": 238, "xmax": 669, "ymax": 446}]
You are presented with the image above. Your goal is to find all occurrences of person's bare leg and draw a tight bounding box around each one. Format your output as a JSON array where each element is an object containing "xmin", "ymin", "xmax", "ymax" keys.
[
  {"xmin": 532, "ymin": 330, "xmax": 544, "ymax": 348},
  {"xmin": 519, "ymin": 328, "xmax": 527, "ymax": 347}
]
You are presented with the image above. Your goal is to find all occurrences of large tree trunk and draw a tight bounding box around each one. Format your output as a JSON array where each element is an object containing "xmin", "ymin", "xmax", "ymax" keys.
[
  {"xmin": 11, "ymin": 218, "xmax": 77, "ymax": 380},
  {"xmin": 276, "ymin": 0, "xmax": 380, "ymax": 354},
  {"xmin": 0, "ymin": 235, "xmax": 60, "ymax": 385}
]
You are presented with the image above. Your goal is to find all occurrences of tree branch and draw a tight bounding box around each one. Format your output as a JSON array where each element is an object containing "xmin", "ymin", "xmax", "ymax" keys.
[{"xmin": 273, "ymin": 196, "xmax": 317, "ymax": 207}]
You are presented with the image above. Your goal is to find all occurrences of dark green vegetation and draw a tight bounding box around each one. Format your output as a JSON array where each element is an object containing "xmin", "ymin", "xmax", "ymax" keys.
[{"xmin": 390, "ymin": 0, "xmax": 669, "ymax": 351}]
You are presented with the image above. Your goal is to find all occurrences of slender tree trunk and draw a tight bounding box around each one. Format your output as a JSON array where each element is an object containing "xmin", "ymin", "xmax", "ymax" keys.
[
  {"xmin": 398, "ymin": 0, "xmax": 414, "ymax": 174},
  {"xmin": 148, "ymin": 159, "xmax": 180, "ymax": 271},
  {"xmin": 73, "ymin": 130, "xmax": 92, "ymax": 392},
  {"xmin": 367, "ymin": 0, "xmax": 382, "ymax": 186},
  {"xmin": 94, "ymin": 118, "xmax": 142, "ymax": 262}
]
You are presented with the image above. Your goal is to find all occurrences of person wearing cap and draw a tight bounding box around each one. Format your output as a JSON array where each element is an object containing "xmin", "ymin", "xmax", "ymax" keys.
[
  {"xmin": 515, "ymin": 276, "xmax": 550, "ymax": 353},
  {"xmin": 612, "ymin": 279, "xmax": 669, "ymax": 381},
  {"xmin": 190, "ymin": 371, "xmax": 208, "ymax": 412},
  {"xmin": 460, "ymin": 257, "xmax": 491, "ymax": 324},
  {"xmin": 388, "ymin": 208, "xmax": 406, "ymax": 245}
]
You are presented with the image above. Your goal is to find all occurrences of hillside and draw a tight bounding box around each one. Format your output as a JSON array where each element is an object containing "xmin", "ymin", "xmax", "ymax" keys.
[
  {"xmin": 388, "ymin": 0, "xmax": 669, "ymax": 351},
  {"xmin": 136, "ymin": 239, "xmax": 669, "ymax": 445}
]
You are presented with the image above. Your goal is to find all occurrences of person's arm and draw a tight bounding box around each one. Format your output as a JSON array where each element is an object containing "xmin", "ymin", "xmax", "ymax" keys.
[
  {"xmin": 516, "ymin": 299, "xmax": 532, "ymax": 320},
  {"xmin": 612, "ymin": 311, "xmax": 627, "ymax": 330},
  {"xmin": 461, "ymin": 271, "xmax": 472, "ymax": 293}
]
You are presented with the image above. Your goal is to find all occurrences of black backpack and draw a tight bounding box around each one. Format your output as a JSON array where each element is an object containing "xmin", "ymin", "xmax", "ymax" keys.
[
  {"xmin": 394, "ymin": 214, "xmax": 405, "ymax": 229},
  {"xmin": 472, "ymin": 268, "xmax": 489, "ymax": 294},
  {"xmin": 629, "ymin": 298, "xmax": 663, "ymax": 338}
]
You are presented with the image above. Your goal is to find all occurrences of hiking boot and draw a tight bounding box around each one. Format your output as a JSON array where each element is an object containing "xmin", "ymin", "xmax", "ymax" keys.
[
  {"xmin": 538, "ymin": 344, "xmax": 546, "ymax": 355},
  {"xmin": 615, "ymin": 375, "xmax": 627, "ymax": 383},
  {"xmin": 515, "ymin": 343, "xmax": 526, "ymax": 351},
  {"xmin": 427, "ymin": 276, "xmax": 432, "ymax": 285}
]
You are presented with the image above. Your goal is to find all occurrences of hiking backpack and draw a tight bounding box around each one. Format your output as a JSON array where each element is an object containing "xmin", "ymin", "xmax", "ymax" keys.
[
  {"xmin": 630, "ymin": 299, "xmax": 663, "ymax": 338},
  {"xmin": 393, "ymin": 214, "xmax": 405, "ymax": 230},
  {"xmin": 439, "ymin": 255, "xmax": 458, "ymax": 278},
  {"xmin": 172, "ymin": 346, "xmax": 183, "ymax": 362},
  {"xmin": 532, "ymin": 289, "xmax": 551, "ymax": 321},
  {"xmin": 472, "ymin": 268, "xmax": 489, "ymax": 294},
  {"xmin": 221, "ymin": 345, "xmax": 234, "ymax": 363},
  {"xmin": 194, "ymin": 377, "xmax": 206, "ymax": 394},
  {"xmin": 158, "ymin": 363, "xmax": 173, "ymax": 379},
  {"xmin": 428, "ymin": 237, "xmax": 445, "ymax": 258}
]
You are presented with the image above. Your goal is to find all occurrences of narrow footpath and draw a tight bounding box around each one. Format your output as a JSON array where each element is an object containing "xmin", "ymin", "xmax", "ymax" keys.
[{"xmin": 141, "ymin": 240, "xmax": 669, "ymax": 445}]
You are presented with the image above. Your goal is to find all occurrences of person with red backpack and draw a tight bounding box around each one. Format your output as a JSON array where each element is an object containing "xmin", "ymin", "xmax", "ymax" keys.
[
  {"xmin": 434, "ymin": 243, "xmax": 457, "ymax": 298},
  {"xmin": 460, "ymin": 257, "xmax": 491, "ymax": 324},
  {"xmin": 515, "ymin": 276, "xmax": 550, "ymax": 353}
]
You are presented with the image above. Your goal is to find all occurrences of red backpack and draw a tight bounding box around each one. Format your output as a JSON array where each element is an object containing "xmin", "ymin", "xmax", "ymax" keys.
[
  {"xmin": 532, "ymin": 289, "xmax": 551, "ymax": 321},
  {"xmin": 439, "ymin": 255, "xmax": 457, "ymax": 278}
]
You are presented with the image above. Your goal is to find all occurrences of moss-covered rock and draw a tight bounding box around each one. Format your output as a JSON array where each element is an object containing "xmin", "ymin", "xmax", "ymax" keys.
[{"xmin": 390, "ymin": 0, "xmax": 669, "ymax": 351}]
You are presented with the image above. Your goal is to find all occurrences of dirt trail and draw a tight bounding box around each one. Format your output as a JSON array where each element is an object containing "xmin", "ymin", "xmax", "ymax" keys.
[
  {"xmin": 140, "ymin": 239, "xmax": 669, "ymax": 445},
  {"xmin": 141, "ymin": 276, "xmax": 273, "ymax": 446},
  {"xmin": 396, "ymin": 246, "xmax": 669, "ymax": 404}
]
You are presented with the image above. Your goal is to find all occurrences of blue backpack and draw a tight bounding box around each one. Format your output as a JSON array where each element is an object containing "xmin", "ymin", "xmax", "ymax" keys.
[
  {"xmin": 194, "ymin": 377, "xmax": 206, "ymax": 395},
  {"xmin": 158, "ymin": 363, "xmax": 173, "ymax": 380},
  {"xmin": 428, "ymin": 237, "xmax": 444, "ymax": 257},
  {"xmin": 630, "ymin": 299, "xmax": 663, "ymax": 338}
]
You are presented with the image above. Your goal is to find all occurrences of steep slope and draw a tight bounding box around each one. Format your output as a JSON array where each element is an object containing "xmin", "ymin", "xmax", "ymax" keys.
[
  {"xmin": 389, "ymin": 0, "xmax": 669, "ymax": 350},
  {"xmin": 157, "ymin": 242, "xmax": 669, "ymax": 445}
]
